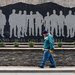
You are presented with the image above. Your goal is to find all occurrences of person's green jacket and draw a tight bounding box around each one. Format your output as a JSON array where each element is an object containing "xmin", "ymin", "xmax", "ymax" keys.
[{"xmin": 43, "ymin": 33, "xmax": 54, "ymax": 50}]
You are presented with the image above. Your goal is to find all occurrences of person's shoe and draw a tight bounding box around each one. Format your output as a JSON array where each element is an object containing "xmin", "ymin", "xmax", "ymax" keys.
[
  {"xmin": 39, "ymin": 65, "xmax": 44, "ymax": 68},
  {"xmin": 49, "ymin": 65, "xmax": 56, "ymax": 68}
]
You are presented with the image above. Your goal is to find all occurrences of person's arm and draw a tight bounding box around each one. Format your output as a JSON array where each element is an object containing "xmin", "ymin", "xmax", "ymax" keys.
[
  {"xmin": 48, "ymin": 36, "xmax": 54, "ymax": 54},
  {"xmin": 48, "ymin": 35, "xmax": 54, "ymax": 51}
]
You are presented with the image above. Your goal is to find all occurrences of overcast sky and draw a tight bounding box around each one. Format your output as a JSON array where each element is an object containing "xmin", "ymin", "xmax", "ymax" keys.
[{"xmin": 0, "ymin": 0, "xmax": 75, "ymax": 7}]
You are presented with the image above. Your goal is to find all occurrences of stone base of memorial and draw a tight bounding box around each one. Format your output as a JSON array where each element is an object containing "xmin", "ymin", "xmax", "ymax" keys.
[{"xmin": 0, "ymin": 48, "xmax": 74, "ymax": 66}]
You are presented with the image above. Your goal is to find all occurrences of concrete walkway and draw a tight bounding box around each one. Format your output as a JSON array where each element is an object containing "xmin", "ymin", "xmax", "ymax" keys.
[{"xmin": 0, "ymin": 66, "xmax": 75, "ymax": 73}]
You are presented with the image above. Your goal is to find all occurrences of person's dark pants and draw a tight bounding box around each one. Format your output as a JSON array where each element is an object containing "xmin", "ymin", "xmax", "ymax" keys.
[{"xmin": 40, "ymin": 49, "xmax": 56, "ymax": 68}]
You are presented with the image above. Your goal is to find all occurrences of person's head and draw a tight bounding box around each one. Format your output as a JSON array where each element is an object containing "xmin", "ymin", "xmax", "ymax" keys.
[
  {"xmin": 24, "ymin": 10, "xmax": 26, "ymax": 14},
  {"xmin": 47, "ymin": 12, "xmax": 49, "ymax": 16},
  {"xmin": 12, "ymin": 9, "xmax": 16, "ymax": 13},
  {"xmin": 60, "ymin": 11, "xmax": 63, "ymax": 15},
  {"xmin": 53, "ymin": 10, "xmax": 56, "ymax": 14},
  {"xmin": 69, "ymin": 10, "xmax": 72, "ymax": 15},
  {"xmin": 19, "ymin": 10, "xmax": 22, "ymax": 14},
  {"xmin": 0, "ymin": 10, "xmax": 2, "ymax": 14},
  {"xmin": 30, "ymin": 11, "xmax": 33, "ymax": 15},
  {"xmin": 36, "ymin": 11, "xmax": 39, "ymax": 14},
  {"xmin": 42, "ymin": 30, "xmax": 48, "ymax": 37}
]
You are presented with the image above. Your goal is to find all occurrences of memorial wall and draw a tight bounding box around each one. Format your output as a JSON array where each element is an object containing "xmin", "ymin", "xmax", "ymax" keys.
[{"xmin": 0, "ymin": 0, "xmax": 75, "ymax": 41}]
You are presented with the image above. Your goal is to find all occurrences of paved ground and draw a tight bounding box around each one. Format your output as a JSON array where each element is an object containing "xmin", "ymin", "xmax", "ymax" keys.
[
  {"xmin": 0, "ymin": 66, "xmax": 74, "ymax": 75},
  {"xmin": 0, "ymin": 73, "xmax": 74, "ymax": 75},
  {"xmin": 0, "ymin": 66, "xmax": 75, "ymax": 73}
]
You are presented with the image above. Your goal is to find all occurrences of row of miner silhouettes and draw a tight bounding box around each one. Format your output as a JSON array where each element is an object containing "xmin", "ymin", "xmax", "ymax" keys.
[{"xmin": 0, "ymin": 9, "xmax": 75, "ymax": 38}]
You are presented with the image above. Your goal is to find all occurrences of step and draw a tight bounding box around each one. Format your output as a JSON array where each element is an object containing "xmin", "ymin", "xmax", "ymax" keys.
[
  {"xmin": 0, "ymin": 66, "xmax": 75, "ymax": 73},
  {"xmin": 0, "ymin": 47, "xmax": 75, "ymax": 51}
]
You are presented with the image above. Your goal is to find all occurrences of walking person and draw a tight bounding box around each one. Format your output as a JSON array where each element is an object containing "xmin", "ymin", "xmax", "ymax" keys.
[{"xmin": 39, "ymin": 30, "xmax": 56, "ymax": 68}]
